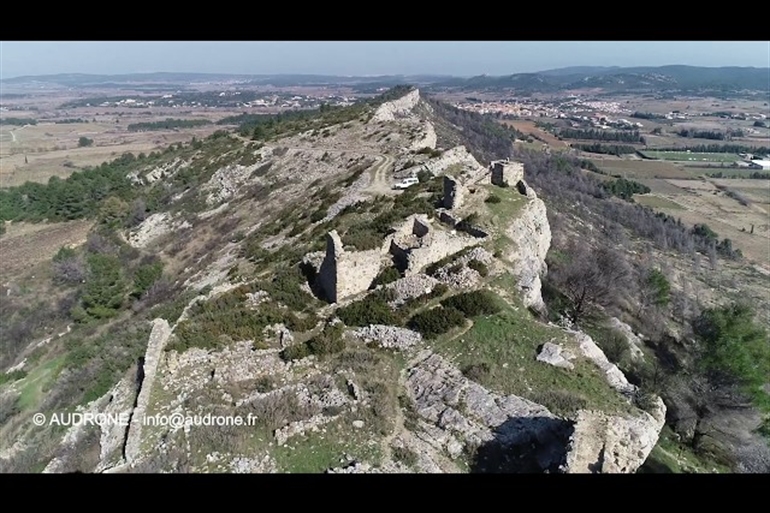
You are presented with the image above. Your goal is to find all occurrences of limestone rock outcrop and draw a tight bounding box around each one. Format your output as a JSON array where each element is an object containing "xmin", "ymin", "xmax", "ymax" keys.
[
  {"xmin": 124, "ymin": 318, "xmax": 172, "ymax": 464},
  {"xmin": 563, "ymin": 396, "xmax": 666, "ymax": 473},
  {"xmin": 502, "ymin": 189, "xmax": 551, "ymax": 311},
  {"xmin": 371, "ymin": 89, "xmax": 421, "ymax": 122},
  {"xmin": 406, "ymin": 351, "xmax": 571, "ymax": 471}
]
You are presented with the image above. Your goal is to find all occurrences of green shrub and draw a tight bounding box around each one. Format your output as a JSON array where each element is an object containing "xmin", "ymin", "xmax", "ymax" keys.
[
  {"xmin": 370, "ymin": 266, "xmax": 401, "ymax": 289},
  {"xmin": 392, "ymin": 445, "xmax": 419, "ymax": 467},
  {"xmin": 281, "ymin": 342, "xmax": 311, "ymax": 362},
  {"xmin": 528, "ymin": 389, "xmax": 588, "ymax": 416},
  {"xmin": 462, "ymin": 362, "xmax": 490, "ymax": 383},
  {"xmin": 0, "ymin": 370, "xmax": 27, "ymax": 385},
  {"xmin": 467, "ymin": 259, "xmax": 489, "ymax": 277},
  {"xmin": 337, "ymin": 290, "xmax": 399, "ymax": 327},
  {"xmin": 485, "ymin": 194, "xmax": 502, "ymax": 204},
  {"xmin": 342, "ymin": 223, "xmax": 382, "ymax": 251},
  {"xmin": 132, "ymin": 260, "xmax": 163, "ymax": 298},
  {"xmin": 407, "ymin": 306, "xmax": 465, "ymax": 338},
  {"xmin": 441, "ymin": 290, "xmax": 500, "ymax": 317},
  {"xmin": 306, "ymin": 322, "xmax": 346, "ymax": 356},
  {"xmin": 310, "ymin": 209, "xmax": 326, "ymax": 223}
]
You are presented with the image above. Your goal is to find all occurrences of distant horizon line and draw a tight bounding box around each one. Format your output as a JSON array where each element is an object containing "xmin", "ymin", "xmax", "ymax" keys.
[{"xmin": 3, "ymin": 64, "xmax": 770, "ymax": 81}]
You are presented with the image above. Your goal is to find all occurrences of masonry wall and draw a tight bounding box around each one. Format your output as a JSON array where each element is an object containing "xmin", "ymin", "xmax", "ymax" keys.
[
  {"xmin": 443, "ymin": 175, "xmax": 464, "ymax": 210},
  {"xmin": 404, "ymin": 232, "xmax": 479, "ymax": 276},
  {"xmin": 490, "ymin": 160, "xmax": 524, "ymax": 187},
  {"xmin": 318, "ymin": 230, "xmax": 382, "ymax": 303}
]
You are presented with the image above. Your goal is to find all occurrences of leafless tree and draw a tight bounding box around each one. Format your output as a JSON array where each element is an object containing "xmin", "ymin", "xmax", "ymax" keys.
[{"xmin": 551, "ymin": 243, "xmax": 633, "ymax": 324}]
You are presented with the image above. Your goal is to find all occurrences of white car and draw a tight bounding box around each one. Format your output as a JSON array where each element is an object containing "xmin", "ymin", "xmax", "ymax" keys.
[{"xmin": 393, "ymin": 177, "xmax": 419, "ymax": 190}]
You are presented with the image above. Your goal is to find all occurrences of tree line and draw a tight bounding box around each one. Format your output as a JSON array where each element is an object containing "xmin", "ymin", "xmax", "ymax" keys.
[
  {"xmin": 127, "ymin": 118, "xmax": 212, "ymax": 132},
  {"xmin": 571, "ymin": 143, "xmax": 638, "ymax": 156},
  {"xmin": 676, "ymin": 128, "xmax": 744, "ymax": 140},
  {"xmin": 631, "ymin": 111, "xmax": 666, "ymax": 120},
  {"xmin": 653, "ymin": 143, "xmax": 769, "ymax": 156},
  {"xmin": 0, "ymin": 117, "xmax": 36, "ymax": 126},
  {"xmin": 559, "ymin": 128, "xmax": 644, "ymax": 144}
]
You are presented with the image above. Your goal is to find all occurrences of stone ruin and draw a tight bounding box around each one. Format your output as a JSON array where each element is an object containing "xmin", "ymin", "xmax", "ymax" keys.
[
  {"xmin": 389, "ymin": 215, "xmax": 479, "ymax": 276},
  {"xmin": 317, "ymin": 230, "xmax": 384, "ymax": 303},
  {"xmin": 443, "ymin": 175, "xmax": 465, "ymax": 210},
  {"xmin": 313, "ymin": 212, "xmax": 487, "ymax": 302},
  {"xmin": 490, "ymin": 159, "xmax": 524, "ymax": 188}
]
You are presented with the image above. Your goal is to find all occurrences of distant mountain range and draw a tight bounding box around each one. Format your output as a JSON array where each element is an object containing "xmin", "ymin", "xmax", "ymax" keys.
[
  {"xmin": 2, "ymin": 66, "xmax": 768, "ymax": 95},
  {"xmin": 0, "ymin": 72, "xmax": 450, "ymax": 89},
  {"xmin": 435, "ymin": 66, "xmax": 770, "ymax": 94}
]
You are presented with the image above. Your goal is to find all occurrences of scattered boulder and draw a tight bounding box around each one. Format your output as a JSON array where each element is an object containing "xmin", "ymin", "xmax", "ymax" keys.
[{"xmin": 536, "ymin": 342, "xmax": 575, "ymax": 370}]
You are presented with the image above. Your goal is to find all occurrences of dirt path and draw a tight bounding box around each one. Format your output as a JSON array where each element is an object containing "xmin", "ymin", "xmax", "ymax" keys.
[{"xmin": 364, "ymin": 154, "xmax": 397, "ymax": 196}]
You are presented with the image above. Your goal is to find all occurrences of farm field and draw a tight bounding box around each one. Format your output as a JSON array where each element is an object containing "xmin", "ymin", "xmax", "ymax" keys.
[
  {"xmin": 631, "ymin": 177, "xmax": 770, "ymax": 267},
  {"xmin": 590, "ymin": 158, "xmax": 699, "ymax": 179},
  {"xmin": 686, "ymin": 167, "xmax": 770, "ymax": 178},
  {"xmin": 500, "ymin": 120, "xmax": 569, "ymax": 148},
  {"xmin": 0, "ymin": 121, "xmax": 221, "ymax": 187},
  {"xmin": 639, "ymin": 150, "xmax": 742, "ymax": 163}
]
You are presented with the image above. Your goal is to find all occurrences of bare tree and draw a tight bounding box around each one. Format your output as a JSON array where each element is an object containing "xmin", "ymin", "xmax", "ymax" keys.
[{"xmin": 551, "ymin": 243, "xmax": 633, "ymax": 324}]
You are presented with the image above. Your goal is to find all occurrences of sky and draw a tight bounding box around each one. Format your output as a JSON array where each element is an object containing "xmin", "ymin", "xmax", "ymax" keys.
[{"xmin": 1, "ymin": 41, "xmax": 768, "ymax": 79}]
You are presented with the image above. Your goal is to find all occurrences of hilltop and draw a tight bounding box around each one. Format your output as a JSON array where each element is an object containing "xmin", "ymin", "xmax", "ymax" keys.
[{"xmin": 1, "ymin": 87, "xmax": 766, "ymax": 473}]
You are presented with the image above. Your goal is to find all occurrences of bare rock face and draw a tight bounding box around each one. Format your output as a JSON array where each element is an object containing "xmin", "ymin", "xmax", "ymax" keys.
[
  {"xmin": 422, "ymin": 146, "xmax": 486, "ymax": 179},
  {"xmin": 405, "ymin": 352, "xmax": 571, "ymax": 472},
  {"xmin": 371, "ymin": 89, "xmax": 421, "ymax": 122},
  {"xmin": 503, "ymin": 192, "xmax": 552, "ymax": 311},
  {"xmin": 563, "ymin": 396, "xmax": 666, "ymax": 474},
  {"xmin": 409, "ymin": 121, "xmax": 437, "ymax": 151},
  {"xmin": 127, "ymin": 212, "xmax": 192, "ymax": 249},
  {"xmin": 536, "ymin": 342, "xmax": 575, "ymax": 370},
  {"xmin": 607, "ymin": 317, "xmax": 646, "ymax": 361},
  {"xmin": 570, "ymin": 330, "xmax": 636, "ymax": 396}
]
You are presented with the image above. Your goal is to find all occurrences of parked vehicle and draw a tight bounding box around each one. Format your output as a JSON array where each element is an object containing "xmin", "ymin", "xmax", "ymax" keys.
[{"xmin": 393, "ymin": 177, "xmax": 419, "ymax": 189}]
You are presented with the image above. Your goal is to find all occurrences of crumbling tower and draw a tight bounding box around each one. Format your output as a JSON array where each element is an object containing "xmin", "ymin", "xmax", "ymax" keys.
[{"xmin": 490, "ymin": 159, "xmax": 524, "ymax": 187}]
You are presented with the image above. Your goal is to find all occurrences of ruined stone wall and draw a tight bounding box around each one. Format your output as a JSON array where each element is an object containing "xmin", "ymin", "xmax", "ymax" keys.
[
  {"xmin": 403, "ymin": 232, "xmax": 479, "ymax": 276},
  {"xmin": 443, "ymin": 175, "xmax": 464, "ymax": 210},
  {"xmin": 124, "ymin": 318, "xmax": 172, "ymax": 464},
  {"xmin": 490, "ymin": 160, "xmax": 525, "ymax": 187},
  {"xmin": 318, "ymin": 230, "xmax": 382, "ymax": 303}
]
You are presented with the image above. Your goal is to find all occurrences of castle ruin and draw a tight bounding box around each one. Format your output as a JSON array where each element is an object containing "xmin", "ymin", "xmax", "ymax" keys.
[
  {"xmin": 389, "ymin": 215, "xmax": 479, "ymax": 276},
  {"xmin": 443, "ymin": 175, "xmax": 465, "ymax": 210},
  {"xmin": 490, "ymin": 159, "xmax": 524, "ymax": 187},
  {"xmin": 317, "ymin": 230, "xmax": 383, "ymax": 303}
]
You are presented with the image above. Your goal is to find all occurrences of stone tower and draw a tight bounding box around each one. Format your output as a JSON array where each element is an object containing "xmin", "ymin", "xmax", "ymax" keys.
[
  {"xmin": 443, "ymin": 175, "xmax": 464, "ymax": 210},
  {"xmin": 490, "ymin": 159, "xmax": 524, "ymax": 187}
]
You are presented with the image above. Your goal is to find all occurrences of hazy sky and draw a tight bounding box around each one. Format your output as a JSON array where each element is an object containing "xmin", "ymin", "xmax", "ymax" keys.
[{"xmin": 1, "ymin": 41, "xmax": 768, "ymax": 78}]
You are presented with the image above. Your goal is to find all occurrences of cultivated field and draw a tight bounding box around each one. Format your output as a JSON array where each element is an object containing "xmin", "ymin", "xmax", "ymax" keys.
[
  {"xmin": 500, "ymin": 120, "xmax": 569, "ymax": 148},
  {"xmin": 591, "ymin": 158, "xmax": 700, "ymax": 179},
  {"xmin": 633, "ymin": 177, "xmax": 770, "ymax": 266},
  {"xmin": 639, "ymin": 150, "xmax": 742, "ymax": 163},
  {"xmin": 0, "ymin": 121, "xmax": 221, "ymax": 187}
]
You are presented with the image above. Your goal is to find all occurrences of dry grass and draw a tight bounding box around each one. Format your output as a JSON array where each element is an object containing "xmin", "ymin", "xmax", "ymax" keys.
[
  {"xmin": 0, "ymin": 121, "xmax": 221, "ymax": 187},
  {"xmin": 499, "ymin": 120, "xmax": 569, "ymax": 148},
  {"xmin": 592, "ymin": 159, "xmax": 699, "ymax": 179},
  {"xmin": 631, "ymin": 177, "xmax": 770, "ymax": 266},
  {"xmin": 0, "ymin": 220, "xmax": 93, "ymax": 277}
]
